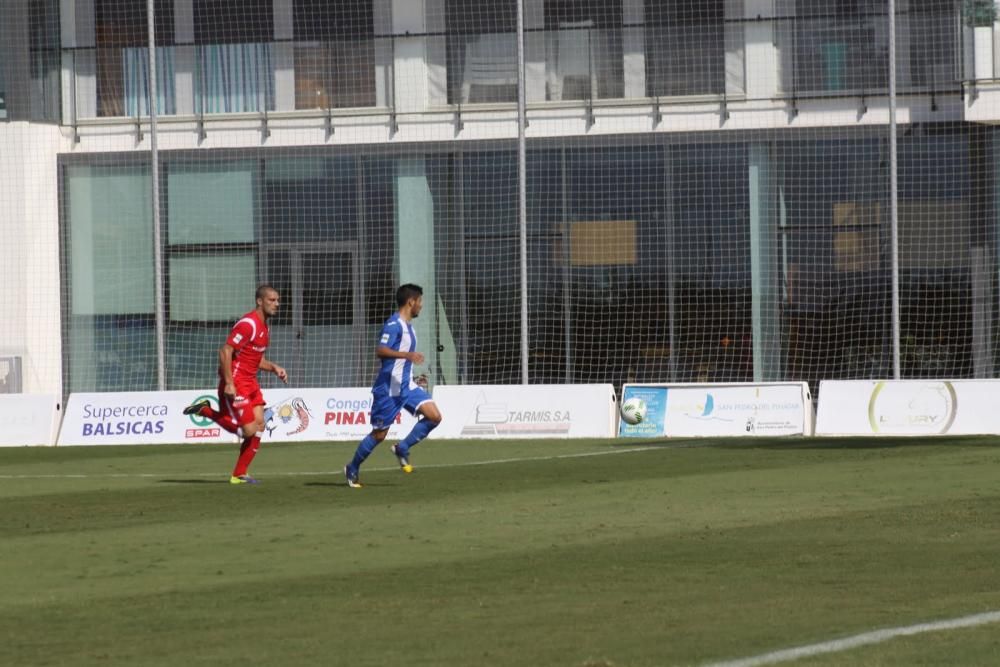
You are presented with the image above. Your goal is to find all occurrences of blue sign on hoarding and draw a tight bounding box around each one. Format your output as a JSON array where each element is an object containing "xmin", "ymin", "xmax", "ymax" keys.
[{"xmin": 618, "ymin": 385, "xmax": 668, "ymax": 437}]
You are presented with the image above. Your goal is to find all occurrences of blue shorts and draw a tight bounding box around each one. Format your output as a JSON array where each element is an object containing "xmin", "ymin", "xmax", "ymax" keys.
[{"xmin": 370, "ymin": 387, "xmax": 432, "ymax": 430}]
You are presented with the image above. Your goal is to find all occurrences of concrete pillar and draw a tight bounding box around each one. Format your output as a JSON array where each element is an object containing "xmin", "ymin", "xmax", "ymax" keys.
[
  {"xmin": 750, "ymin": 143, "xmax": 782, "ymax": 381},
  {"xmin": 744, "ymin": 0, "xmax": 779, "ymax": 99},
  {"xmin": 395, "ymin": 157, "xmax": 458, "ymax": 385},
  {"xmin": 273, "ymin": 0, "xmax": 295, "ymax": 111},
  {"xmin": 622, "ymin": 0, "xmax": 646, "ymax": 99},
  {"xmin": 174, "ymin": 0, "xmax": 194, "ymax": 115},
  {"xmin": 391, "ymin": 0, "xmax": 428, "ymax": 112},
  {"xmin": 525, "ymin": 0, "xmax": 547, "ymax": 102},
  {"xmin": 374, "ymin": 0, "xmax": 392, "ymax": 107}
]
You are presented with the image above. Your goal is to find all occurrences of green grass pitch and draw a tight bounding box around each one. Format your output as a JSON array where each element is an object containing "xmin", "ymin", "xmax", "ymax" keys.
[{"xmin": 2, "ymin": 436, "xmax": 1000, "ymax": 666}]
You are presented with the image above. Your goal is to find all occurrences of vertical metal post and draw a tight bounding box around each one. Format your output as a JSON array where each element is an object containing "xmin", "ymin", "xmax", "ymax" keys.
[
  {"xmin": 562, "ymin": 148, "xmax": 573, "ymax": 383},
  {"xmin": 888, "ymin": 0, "xmax": 901, "ymax": 379},
  {"xmin": 148, "ymin": 0, "xmax": 166, "ymax": 390},
  {"xmin": 456, "ymin": 150, "xmax": 470, "ymax": 384},
  {"xmin": 665, "ymin": 147, "xmax": 677, "ymax": 382},
  {"xmin": 517, "ymin": 0, "xmax": 529, "ymax": 384}
]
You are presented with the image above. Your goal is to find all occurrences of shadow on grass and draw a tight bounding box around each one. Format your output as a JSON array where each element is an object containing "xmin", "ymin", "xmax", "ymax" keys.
[
  {"xmin": 157, "ymin": 479, "xmax": 231, "ymax": 484},
  {"xmin": 303, "ymin": 481, "xmax": 396, "ymax": 489},
  {"xmin": 632, "ymin": 435, "xmax": 1000, "ymax": 451}
]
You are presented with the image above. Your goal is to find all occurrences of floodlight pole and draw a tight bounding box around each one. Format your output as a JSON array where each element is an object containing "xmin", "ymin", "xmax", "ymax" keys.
[
  {"xmin": 148, "ymin": 0, "xmax": 166, "ymax": 390},
  {"xmin": 517, "ymin": 0, "xmax": 529, "ymax": 384},
  {"xmin": 888, "ymin": 0, "xmax": 901, "ymax": 379}
]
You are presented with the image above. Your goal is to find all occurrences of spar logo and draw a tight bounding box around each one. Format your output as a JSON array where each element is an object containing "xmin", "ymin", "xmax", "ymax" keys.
[
  {"xmin": 264, "ymin": 397, "xmax": 313, "ymax": 437},
  {"xmin": 185, "ymin": 393, "xmax": 221, "ymax": 438}
]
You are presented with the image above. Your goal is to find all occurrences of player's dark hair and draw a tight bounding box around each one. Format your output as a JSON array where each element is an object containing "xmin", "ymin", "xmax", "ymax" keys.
[
  {"xmin": 256, "ymin": 284, "xmax": 278, "ymax": 300},
  {"xmin": 396, "ymin": 283, "xmax": 423, "ymax": 307}
]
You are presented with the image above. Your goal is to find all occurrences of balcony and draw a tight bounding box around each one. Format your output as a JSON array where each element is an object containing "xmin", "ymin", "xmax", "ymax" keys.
[
  {"xmin": 64, "ymin": 38, "xmax": 391, "ymax": 120},
  {"xmin": 447, "ymin": 26, "xmax": 627, "ymax": 104},
  {"xmin": 58, "ymin": 9, "xmax": 975, "ymax": 127}
]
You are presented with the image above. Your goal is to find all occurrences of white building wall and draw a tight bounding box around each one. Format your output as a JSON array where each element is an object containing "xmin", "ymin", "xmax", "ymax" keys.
[{"xmin": 0, "ymin": 123, "xmax": 69, "ymax": 395}]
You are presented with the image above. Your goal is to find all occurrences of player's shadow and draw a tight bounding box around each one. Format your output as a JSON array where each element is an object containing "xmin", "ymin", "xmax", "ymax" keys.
[
  {"xmin": 611, "ymin": 436, "xmax": 1000, "ymax": 450},
  {"xmin": 303, "ymin": 481, "xmax": 396, "ymax": 488},
  {"xmin": 157, "ymin": 479, "xmax": 231, "ymax": 484},
  {"xmin": 713, "ymin": 435, "xmax": 1000, "ymax": 450}
]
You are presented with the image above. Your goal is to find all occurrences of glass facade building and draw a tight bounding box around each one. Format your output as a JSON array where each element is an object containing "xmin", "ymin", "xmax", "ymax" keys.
[
  {"xmin": 29, "ymin": 0, "xmax": 1000, "ymax": 395},
  {"xmin": 59, "ymin": 124, "xmax": 1000, "ymax": 393}
]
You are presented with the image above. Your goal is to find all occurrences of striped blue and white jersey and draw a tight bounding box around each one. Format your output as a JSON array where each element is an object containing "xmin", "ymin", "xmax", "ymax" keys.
[{"xmin": 372, "ymin": 314, "xmax": 419, "ymax": 397}]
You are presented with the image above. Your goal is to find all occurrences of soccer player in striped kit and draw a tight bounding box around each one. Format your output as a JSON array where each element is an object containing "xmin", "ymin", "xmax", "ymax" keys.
[
  {"xmin": 344, "ymin": 284, "xmax": 443, "ymax": 488},
  {"xmin": 184, "ymin": 285, "xmax": 288, "ymax": 484}
]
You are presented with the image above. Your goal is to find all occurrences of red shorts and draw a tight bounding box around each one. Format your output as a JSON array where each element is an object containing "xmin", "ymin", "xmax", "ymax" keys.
[{"xmin": 218, "ymin": 379, "xmax": 265, "ymax": 427}]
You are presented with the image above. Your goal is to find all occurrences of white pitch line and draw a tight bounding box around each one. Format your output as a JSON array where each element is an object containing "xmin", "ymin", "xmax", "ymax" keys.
[
  {"xmin": 702, "ymin": 610, "xmax": 1000, "ymax": 667},
  {"xmin": 0, "ymin": 445, "xmax": 661, "ymax": 480}
]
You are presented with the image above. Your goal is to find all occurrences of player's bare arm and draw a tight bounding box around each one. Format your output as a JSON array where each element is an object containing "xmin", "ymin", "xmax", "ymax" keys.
[
  {"xmin": 219, "ymin": 344, "xmax": 237, "ymax": 398},
  {"xmin": 260, "ymin": 358, "xmax": 288, "ymax": 383},
  {"xmin": 376, "ymin": 345, "xmax": 424, "ymax": 365}
]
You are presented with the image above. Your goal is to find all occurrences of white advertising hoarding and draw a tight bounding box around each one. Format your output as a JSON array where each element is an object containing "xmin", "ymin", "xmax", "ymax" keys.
[
  {"xmin": 432, "ymin": 385, "xmax": 617, "ymax": 438},
  {"xmin": 0, "ymin": 394, "xmax": 61, "ymax": 446},
  {"xmin": 257, "ymin": 388, "xmax": 417, "ymax": 442},
  {"xmin": 816, "ymin": 380, "xmax": 1000, "ymax": 436},
  {"xmin": 618, "ymin": 383, "xmax": 813, "ymax": 438},
  {"xmin": 58, "ymin": 388, "xmax": 417, "ymax": 446},
  {"xmin": 60, "ymin": 391, "xmax": 239, "ymax": 446}
]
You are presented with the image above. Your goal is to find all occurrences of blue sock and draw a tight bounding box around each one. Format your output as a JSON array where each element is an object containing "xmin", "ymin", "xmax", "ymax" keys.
[
  {"xmin": 398, "ymin": 418, "xmax": 438, "ymax": 454},
  {"xmin": 350, "ymin": 433, "xmax": 380, "ymax": 470}
]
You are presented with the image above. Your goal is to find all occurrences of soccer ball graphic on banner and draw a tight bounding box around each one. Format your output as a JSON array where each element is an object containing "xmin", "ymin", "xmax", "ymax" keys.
[{"xmin": 620, "ymin": 397, "xmax": 647, "ymax": 425}]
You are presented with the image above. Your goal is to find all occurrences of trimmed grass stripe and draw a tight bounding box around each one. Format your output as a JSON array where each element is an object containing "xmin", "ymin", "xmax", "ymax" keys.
[{"xmin": 1, "ymin": 436, "xmax": 999, "ymax": 666}]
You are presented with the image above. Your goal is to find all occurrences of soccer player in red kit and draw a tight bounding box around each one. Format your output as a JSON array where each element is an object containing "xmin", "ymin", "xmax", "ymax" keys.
[{"xmin": 184, "ymin": 285, "xmax": 287, "ymax": 484}]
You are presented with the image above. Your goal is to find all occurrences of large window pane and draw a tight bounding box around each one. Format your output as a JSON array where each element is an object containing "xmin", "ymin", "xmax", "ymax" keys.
[
  {"xmin": 446, "ymin": 0, "xmax": 518, "ymax": 104},
  {"xmin": 898, "ymin": 130, "xmax": 975, "ymax": 378},
  {"xmin": 166, "ymin": 253, "xmax": 256, "ymax": 389},
  {"xmin": 542, "ymin": 146, "xmax": 667, "ymax": 386},
  {"xmin": 778, "ymin": 137, "xmax": 890, "ymax": 387},
  {"xmin": 293, "ymin": 0, "xmax": 376, "ymax": 110},
  {"xmin": 95, "ymin": 0, "xmax": 174, "ymax": 117},
  {"xmin": 64, "ymin": 163, "xmax": 156, "ymax": 391},
  {"xmin": 671, "ymin": 143, "xmax": 751, "ymax": 382},
  {"xmin": 68, "ymin": 165, "xmax": 154, "ymax": 315},
  {"xmin": 904, "ymin": 0, "xmax": 959, "ymax": 88},
  {"xmin": 294, "ymin": 41, "xmax": 376, "ymax": 109},
  {"xmin": 778, "ymin": 0, "xmax": 889, "ymax": 94},
  {"xmin": 262, "ymin": 155, "xmax": 358, "ymax": 244},
  {"xmin": 294, "ymin": 0, "xmax": 373, "ymax": 40},
  {"xmin": 194, "ymin": 0, "xmax": 271, "ymax": 44},
  {"xmin": 544, "ymin": 0, "xmax": 624, "ymax": 100},
  {"xmin": 165, "ymin": 160, "xmax": 257, "ymax": 389},
  {"xmin": 166, "ymin": 323, "xmax": 228, "ymax": 390},
  {"xmin": 169, "ymin": 253, "xmax": 256, "ymax": 321},
  {"xmin": 168, "ymin": 162, "xmax": 255, "ymax": 245},
  {"xmin": 462, "ymin": 150, "xmax": 520, "ymax": 382},
  {"xmin": 645, "ymin": 0, "xmax": 726, "ymax": 97},
  {"xmin": 195, "ymin": 43, "xmax": 275, "ymax": 114},
  {"xmin": 362, "ymin": 157, "xmax": 398, "ymax": 325},
  {"xmin": 28, "ymin": 0, "xmax": 60, "ymax": 121}
]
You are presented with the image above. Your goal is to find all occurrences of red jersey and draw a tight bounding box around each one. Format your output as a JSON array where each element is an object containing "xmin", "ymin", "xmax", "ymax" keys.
[{"xmin": 224, "ymin": 310, "xmax": 270, "ymax": 384}]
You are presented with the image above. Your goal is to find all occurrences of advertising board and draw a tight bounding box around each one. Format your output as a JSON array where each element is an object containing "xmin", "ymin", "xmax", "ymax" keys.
[
  {"xmin": 432, "ymin": 385, "xmax": 617, "ymax": 438},
  {"xmin": 59, "ymin": 388, "xmax": 417, "ymax": 445},
  {"xmin": 618, "ymin": 383, "xmax": 813, "ymax": 438},
  {"xmin": 0, "ymin": 394, "xmax": 61, "ymax": 446},
  {"xmin": 816, "ymin": 380, "xmax": 1000, "ymax": 436}
]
